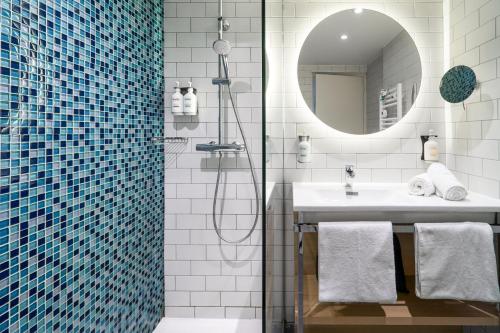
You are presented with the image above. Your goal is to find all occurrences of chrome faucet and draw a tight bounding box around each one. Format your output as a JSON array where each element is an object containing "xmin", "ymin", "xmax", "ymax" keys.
[{"xmin": 345, "ymin": 165, "xmax": 355, "ymax": 188}]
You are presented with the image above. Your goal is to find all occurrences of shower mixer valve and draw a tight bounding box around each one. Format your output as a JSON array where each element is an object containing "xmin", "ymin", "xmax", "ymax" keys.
[{"xmin": 196, "ymin": 141, "xmax": 245, "ymax": 153}]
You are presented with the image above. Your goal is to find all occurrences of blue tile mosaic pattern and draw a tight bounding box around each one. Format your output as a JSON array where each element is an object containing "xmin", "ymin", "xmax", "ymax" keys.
[{"xmin": 0, "ymin": 0, "xmax": 164, "ymax": 332}]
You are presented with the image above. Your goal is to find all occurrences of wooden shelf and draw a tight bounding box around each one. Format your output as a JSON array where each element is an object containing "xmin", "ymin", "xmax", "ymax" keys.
[
  {"xmin": 294, "ymin": 233, "xmax": 499, "ymax": 330},
  {"xmin": 295, "ymin": 275, "xmax": 499, "ymax": 327}
]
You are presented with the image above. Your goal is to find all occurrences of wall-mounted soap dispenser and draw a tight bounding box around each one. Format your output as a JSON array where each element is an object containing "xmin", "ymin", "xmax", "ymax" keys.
[
  {"xmin": 421, "ymin": 129, "xmax": 439, "ymax": 162},
  {"xmin": 171, "ymin": 81, "xmax": 184, "ymax": 115},
  {"xmin": 298, "ymin": 135, "xmax": 311, "ymax": 163},
  {"xmin": 183, "ymin": 82, "xmax": 198, "ymax": 116}
]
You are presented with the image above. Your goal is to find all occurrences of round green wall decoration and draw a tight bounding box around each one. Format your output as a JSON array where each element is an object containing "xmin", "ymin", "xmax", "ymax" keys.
[{"xmin": 439, "ymin": 65, "xmax": 476, "ymax": 103}]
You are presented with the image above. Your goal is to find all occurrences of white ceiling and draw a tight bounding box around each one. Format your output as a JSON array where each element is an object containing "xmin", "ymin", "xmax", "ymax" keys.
[{"xmin": 299, "ymin": 9, "xmax": 405, "ymax": 65}]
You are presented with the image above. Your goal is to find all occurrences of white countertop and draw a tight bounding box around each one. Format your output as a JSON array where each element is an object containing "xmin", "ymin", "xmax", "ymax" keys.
[{"xmin": 293, "ymin": 182, "xmax": 500, "ymax": 213}]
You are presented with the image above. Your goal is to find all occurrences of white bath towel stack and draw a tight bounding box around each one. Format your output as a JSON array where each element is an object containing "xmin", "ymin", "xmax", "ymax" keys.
[
  {"xmin": 414, "ymin": 222, "xmax": 500, "ymax": 302},
  {"xmin": 407, "ymin": 163, "xmax": 467, "ymax": 201},
  {"xmin": 427, "ymin": 162, "xmax": 467, "ymax": 201},
  {"xmin": 318, "ymin": 222, "xmax": 397, "ymax": 304},
  {"xmin": 408, "ymin": 173, "xmax": 435, "ymax": 197}
]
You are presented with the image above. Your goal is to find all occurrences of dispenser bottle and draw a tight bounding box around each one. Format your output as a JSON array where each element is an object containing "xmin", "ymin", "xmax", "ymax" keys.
[
  {"xmin": 183, "ymin": 82, "xmax": 197, "ymax": 115},
  {"xmin": 298, "ymin": 135, "xmax": 311, "ymax": 163},
  {"xmin": 424, "ymin": 129, "xmax": 439, "ymax": 161},
  {"xmin": 171, "ymin": 81, "xmax": 184, "ymax": 115}
]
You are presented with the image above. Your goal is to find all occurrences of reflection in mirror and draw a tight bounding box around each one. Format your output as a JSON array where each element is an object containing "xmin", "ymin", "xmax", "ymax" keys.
[{"xmin": 298, "ymin": 9, "xmax": 422, "ymax": 134}]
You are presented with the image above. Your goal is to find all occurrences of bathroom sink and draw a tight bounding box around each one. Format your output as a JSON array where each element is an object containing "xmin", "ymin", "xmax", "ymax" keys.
[
  {"xmin": 293, "ymin": 182, "xmax": 500, "ymax": 212},
  {"xmin": 311, "ymin": 186, "xmax": 397, "ymax": 202}
]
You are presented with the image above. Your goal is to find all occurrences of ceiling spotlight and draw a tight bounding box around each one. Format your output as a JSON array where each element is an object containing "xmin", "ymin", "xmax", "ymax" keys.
[
  {"xmin": 354, "ymin": 8, "xmax": 363, "ymax": 14},
  {"xmin": 340, "ymin": 34, "xmax": 348, "ymax": 40}
]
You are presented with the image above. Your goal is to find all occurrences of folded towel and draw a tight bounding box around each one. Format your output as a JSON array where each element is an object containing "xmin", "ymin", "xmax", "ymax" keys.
[
  {"xmin": 427, "ymin": 163, "xmax": 467, "ymax": 201},
  {"xmin": 318, "ymin": 222, "xmax": 397, "ymax": 303},
  {"xmin": 408, "ymin": 173, "xmax": 435, "ymax": 197},
  {"xmin": 415, "ymin": 222, "xmax": 500, "ymax": 302}
]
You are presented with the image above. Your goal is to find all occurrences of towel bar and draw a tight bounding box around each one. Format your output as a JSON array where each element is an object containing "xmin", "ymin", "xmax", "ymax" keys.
[
  {"xmin": 294, "ymin": 212, "xmax": 500, "ymax": 333},
  {"xmin": 294, "ymin": 223, "xmax": 500, "ymax": 233}
]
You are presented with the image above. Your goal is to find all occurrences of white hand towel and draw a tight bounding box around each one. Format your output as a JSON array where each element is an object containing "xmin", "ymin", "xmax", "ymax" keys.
[
  {"xmin": 427, "ymin": 162, "xmax": 467, "ymax": 201},
  {"xmin": 318, "ymin": 222, "xmax": 397, "ymax": 304},
  {"xmin": 415, "ymin": 222, "xmax": 500, "ymax": 302},
  {"xmin": 408, "ymin": 173, "xmax": 435, "ymax": 197}
]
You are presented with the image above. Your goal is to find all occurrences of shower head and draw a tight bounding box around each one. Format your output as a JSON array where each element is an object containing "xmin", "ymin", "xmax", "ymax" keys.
[{"xmin": 213, "ymin": 39, "xmax": 232, "ymax": 56}]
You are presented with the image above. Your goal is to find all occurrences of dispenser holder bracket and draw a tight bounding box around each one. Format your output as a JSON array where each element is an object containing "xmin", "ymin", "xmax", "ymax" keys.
[{"xmin": 420, "ymin": 134, "xmax": 438, "ymax": 161}]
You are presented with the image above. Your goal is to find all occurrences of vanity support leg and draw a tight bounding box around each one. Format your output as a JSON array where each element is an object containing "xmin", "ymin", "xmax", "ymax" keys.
[
  {"xmin": 297, "ymin": 213, "xmax": 304, "ymax": 333},
  {"xmin": 495, "ymin": 229, "xmax": 499, "ymax": 312}
]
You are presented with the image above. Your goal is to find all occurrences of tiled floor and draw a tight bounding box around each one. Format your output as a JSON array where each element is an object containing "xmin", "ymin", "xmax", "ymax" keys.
[{"xmin": 153, "ymin": 318, "xmax": 262, "ymax": 333}]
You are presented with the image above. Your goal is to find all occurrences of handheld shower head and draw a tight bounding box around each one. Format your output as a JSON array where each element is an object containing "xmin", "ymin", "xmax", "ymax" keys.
[{"xmin": 213, "ymin": 39, "xmax": 231, "ymax": 56}]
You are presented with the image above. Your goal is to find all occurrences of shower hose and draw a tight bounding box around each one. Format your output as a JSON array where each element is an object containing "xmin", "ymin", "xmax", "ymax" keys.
[{"xmin": 212, "ymin": 55, "xmax": 260, "ymax": 244}]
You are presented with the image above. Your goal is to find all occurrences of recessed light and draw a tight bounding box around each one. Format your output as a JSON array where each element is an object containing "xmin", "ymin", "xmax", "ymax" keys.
[
  {"xmin": 340, "ymin": 34, "xmax": 348, "ymax": 40},
  {"xmin": 354, "ymin": 8, "xmax": 363, "ymax": 14}
]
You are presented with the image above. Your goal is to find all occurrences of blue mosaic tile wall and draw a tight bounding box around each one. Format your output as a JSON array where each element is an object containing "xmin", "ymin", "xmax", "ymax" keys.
[{"xmin": 0, "ymin": 0, "xmax": 164, "ymax": 332}]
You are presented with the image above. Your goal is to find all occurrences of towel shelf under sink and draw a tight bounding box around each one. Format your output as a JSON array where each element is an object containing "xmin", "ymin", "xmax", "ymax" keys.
[
  {"xmin": 295, "ymin": 232, "xmax": 500, "ymax": 329},
  {"xmin": 292, "ymin": 182, "xmax": 500, "ymax": 332}
]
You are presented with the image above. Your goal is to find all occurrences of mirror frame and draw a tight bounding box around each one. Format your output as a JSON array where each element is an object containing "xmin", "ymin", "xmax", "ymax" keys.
[{"xmin": 295, "ymin": 8, "xmax": 423, "ymax": 136}]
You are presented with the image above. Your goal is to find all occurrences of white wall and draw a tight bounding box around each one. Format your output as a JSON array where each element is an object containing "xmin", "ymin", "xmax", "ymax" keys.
[
  {"xmin": 446, "ymin": 0, "xmax": 500, "ymax": 200},
  {"xmin": 367, "ymin": 53, "xmax": 384, "ymax": 132},
  {"xmin": 281, "ymin": 1, "xmax": 444, "ymax": 185},
  {"xmin": 297, "ymin": 64, "xmax": 367, "ymax": 112},
  {"xmin": 383, "ymin": 30, "xmax": 423, "ymax": 116},
  {"xmin": 366, "ymin": 30, "xmax": 423, "ymax": 133},
  {"xmin": 273, "ymin": 0, "xmax": 445, "ymax": 321},
  {"xmin": 162, "ymin": 0, "xmax": 499, "ymax": 325},
  {"xmin": 163, "ymin": 0, "xmax": 264, "ymax": 319},
  {"xmin": 445, "ymin": 1, "xmax": 500, "ymax": 326}
]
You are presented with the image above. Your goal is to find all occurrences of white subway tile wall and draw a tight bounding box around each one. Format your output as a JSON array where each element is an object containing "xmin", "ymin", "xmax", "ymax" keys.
[
  {"xmin": 163, "ymin": 0, "xmax": 264, "ymax": 319},
  {"xmin": 272, "ymin": 0, "xmax": 445, "ymax": 321},
  {"xmin": 164, "ymin": 0, "xmax": 500, "ymax": 327},
  {"xmin": 447, "ymin": 0, "xmax": 500, "ymax": 200}
]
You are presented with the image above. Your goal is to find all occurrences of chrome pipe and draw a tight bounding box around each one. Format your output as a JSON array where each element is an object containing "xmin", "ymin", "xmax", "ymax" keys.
[
  {"xmin": 217, "ymin": 0, "xmax": 223, "ymax": 39},
  {"xmin": 218, "ymin": 56, "xmax": 223, "ymax": 144},
  {"xmin": 199, "ymin": 0, "xmax": 260, "ymax": 244}
]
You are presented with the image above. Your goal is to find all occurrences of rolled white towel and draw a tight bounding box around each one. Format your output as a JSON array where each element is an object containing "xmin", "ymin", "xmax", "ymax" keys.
[
  {"xmin": 408, "ymin": 173, "xmax": 435, "ymax": 197},
  {"xmin": 427, "ymin": 163, "xmax": 467, "ymax": 201}
]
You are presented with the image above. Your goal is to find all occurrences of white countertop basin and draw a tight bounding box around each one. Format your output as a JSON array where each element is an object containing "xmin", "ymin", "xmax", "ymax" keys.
[{"xmin": 293, "ymin": 182, "xmax": 500, "ymax": 213}]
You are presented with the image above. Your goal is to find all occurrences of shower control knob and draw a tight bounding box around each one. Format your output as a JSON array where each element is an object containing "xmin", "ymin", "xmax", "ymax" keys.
[{"xmin": 232, "ymin": 141, "xmax": 245, "ymax": 151}]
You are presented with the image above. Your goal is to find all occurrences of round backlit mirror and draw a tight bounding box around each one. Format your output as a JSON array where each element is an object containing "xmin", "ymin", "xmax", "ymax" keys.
[{"xmin": 298, "ymin": 9, "xmax": 422, "ymax": 134}]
